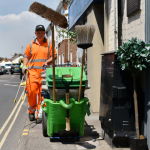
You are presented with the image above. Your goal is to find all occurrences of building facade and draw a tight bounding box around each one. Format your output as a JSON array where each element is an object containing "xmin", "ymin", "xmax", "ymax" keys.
[
  {"xmin": 104, "ymin": 0, "xmax": 145, "ymax": 53},
  {"xmin": 69, "ymin": 0, "xmax": 104, "ymax": 113},
  {"xmin": 58, "ymin": 39, "xmax": 77, "ymax": 66},
  {"xmin": 46, "ymin": 0, "xmax": 77, "ymax": 66},
  {"xmin": 68, "ymin": 0, "xmax": 146, "ymax": 111},
  {"xmin": 69, "ymin": 0, "xmax": 150, "ymax": 148}
]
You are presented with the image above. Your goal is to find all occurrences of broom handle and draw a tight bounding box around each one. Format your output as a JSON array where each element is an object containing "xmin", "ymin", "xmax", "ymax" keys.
[
  {"xmin": 66, "ymin": 88, "xmax": 70, "ymax": 131},
  {"xmin": 51, "ymin": 23, "xmax": 56, "ymax": 103},
  {"xmin": 78, "ymin": 49, "xmax": 85, "ymax": 102}
]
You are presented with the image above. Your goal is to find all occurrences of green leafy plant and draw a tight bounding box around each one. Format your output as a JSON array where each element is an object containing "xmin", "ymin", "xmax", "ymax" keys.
[
  {"xmin": 0, "ymin": 57, "xmax": 3, "ymax": 61},
  {"xmin": 115, "ymin": 37, "xmax": 150, "ymax": 139},
  {"xmin": 115, "ymin": 37, "xmax": 150, "ymax": 76},
  {"xmin": 66, "ymin": 0, "xmax": 72, "ymax": 4},
  {"xmin": 57, "ymin": 29, "xmax": 77, "ymax": 44}
]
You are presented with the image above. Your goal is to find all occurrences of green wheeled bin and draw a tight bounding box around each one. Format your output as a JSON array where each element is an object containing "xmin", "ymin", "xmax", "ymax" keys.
[{"xmin": 41, "ymin": 67, "xmax": 90, "ymax": 139}]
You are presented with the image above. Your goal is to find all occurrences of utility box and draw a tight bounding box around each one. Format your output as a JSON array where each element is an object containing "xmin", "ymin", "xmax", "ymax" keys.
[{"xmin": 99, "ymin": 51, "xmax": 136, "ymax": 147}]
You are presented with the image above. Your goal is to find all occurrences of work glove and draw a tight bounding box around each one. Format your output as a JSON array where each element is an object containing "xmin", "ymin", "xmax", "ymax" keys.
[
  {"xmin": 22, "ymin": 66, "xmax": 28, "ymax": 74},
  {"xmin": 43, "ymin": 61, "xmax": 48, "ymax": 67}
]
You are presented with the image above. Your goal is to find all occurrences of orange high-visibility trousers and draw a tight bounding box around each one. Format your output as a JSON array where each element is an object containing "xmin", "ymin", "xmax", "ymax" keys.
[{"xmin": 25, "ymin": 72, "xmax": 42, "ymax": 118}]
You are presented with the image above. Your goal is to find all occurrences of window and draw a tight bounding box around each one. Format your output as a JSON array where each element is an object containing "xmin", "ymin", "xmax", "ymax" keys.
[
  {"xmin": 5, "ymin": 64, "xmax": 12, "ymax": 66},
  {"xmin": 127, "ymin": 0, "xmax": 140, "ymax": 17},
  {"xmin": 12, "ymin": 64, "xmax": 20, "ymax": 67},
  {"xmin": 70, "ymin": 51, "xmax": 73, "ymax": 63},
  {"xmin": 76, "ymin": 50, "xmax": 78, "ymax": 64},
  {"xmin": 59, "ymin": 54, "xmax": 61, "ymax": 64},
  {"xmin": 62, "ymin": 53, "xmax": 64, "ymax": 64}
]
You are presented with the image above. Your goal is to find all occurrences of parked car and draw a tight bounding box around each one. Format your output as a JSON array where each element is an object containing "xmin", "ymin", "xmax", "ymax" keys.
[
  {"xmin": 5, "ymin": 62, "xmax": 12, "ymax": 73},
  {"xmin": 10, "ymin": 63, "xmax": 21, "ymax": 74},
  {"xmin": 0, "ymin": 66, "xmax": 3, "ymax": 74},
  {"xmin": 1, "ymin": 66, "xmax": 6, "ymax": 74},
  {"xmin": 0, "ymin": 63, "xmax": 6, "ymax": 74}
]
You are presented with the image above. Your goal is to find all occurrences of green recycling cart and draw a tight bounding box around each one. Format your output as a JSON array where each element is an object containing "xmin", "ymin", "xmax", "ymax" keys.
[{"xmin": 41, "ymin": 67, "xmax": 90, "ymax": 139}]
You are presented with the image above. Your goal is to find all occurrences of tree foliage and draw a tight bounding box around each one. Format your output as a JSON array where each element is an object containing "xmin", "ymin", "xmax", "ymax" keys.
[
  {"xmin": 0, "ymin": 57, "xmax": 3, "ymax": 61},
  {"xmin": 57, "ymin": 28, "xmax": 77, "ymax": 44},
  {"xmin": 66, "ymin": 0, "xmax": 72, "ymax": 4},
  {"xmin": 115, "ymin": 37, "xmax": 150, "ymax": 76}
]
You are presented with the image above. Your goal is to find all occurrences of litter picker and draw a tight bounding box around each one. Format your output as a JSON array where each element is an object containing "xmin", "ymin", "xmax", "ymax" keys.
[
  {"xmin": 75, "ymin": 25, "xmax": 96, "ymax": 102},
  {"xmin": 14, "ymin": 73, "xmax": 26, "ymax": 103},
  {"xmin": 21, "ymin": 82, "xmax": 26, "ymax": 101},
  {"xmin": 29, "ymin": 2, "xmax": 68, "ymax": 103}
]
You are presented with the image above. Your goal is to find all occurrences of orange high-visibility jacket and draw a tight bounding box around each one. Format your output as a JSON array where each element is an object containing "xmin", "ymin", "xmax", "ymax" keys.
[
  {"xmin": 24, "ymin": 37, "xmax": 57, "ymax": 77},
  {"xmin": 24, "ymin": 38, "xmax": 57, "ymax": 115}
]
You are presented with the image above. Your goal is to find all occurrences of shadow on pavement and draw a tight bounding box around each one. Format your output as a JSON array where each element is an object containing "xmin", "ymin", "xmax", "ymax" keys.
[
  {"xmin": 24, "ymin": 120, "xmax": 37, "ymax": 129},
  {"xmin": 49, "ymin": 120, "xmax": 101, "ymax": 149}
]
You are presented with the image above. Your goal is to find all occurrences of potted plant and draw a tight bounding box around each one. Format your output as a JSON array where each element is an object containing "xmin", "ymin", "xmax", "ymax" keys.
[{"xmin": 115, "ymin": 37, "xmax": 149, "ymax": 150}]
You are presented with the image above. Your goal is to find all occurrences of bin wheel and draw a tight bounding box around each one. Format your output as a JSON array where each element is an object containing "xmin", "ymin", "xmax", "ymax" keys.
[
  {"xmin": 36, "ymin": 118, "xmax": 42, "ymax": 124},
  {"xmin": 50, "ymin": 138, "xmax": 55, "ymax": 142},
  {"xmin": 42, "ymin": 111, "xmax": 48, "ymax": 137}
]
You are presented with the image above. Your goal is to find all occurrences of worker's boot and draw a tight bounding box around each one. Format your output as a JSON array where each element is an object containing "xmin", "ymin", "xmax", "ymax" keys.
[{"xmin": 29, "ymin": 113, "xmax": 35, "ymax": 121}]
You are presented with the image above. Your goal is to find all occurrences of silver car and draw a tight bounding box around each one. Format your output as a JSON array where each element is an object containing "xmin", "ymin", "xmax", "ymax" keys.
[
  {"xmin": 0, "ymin": 66, "xmax": 3, "ymax": 74},
  {"xmin": 1, "ymin": 66, "xmax": 6, "ymax": 74},
  {"xmin": 0, "ymin": 65, "xmax": 6, "ymax": 74}
]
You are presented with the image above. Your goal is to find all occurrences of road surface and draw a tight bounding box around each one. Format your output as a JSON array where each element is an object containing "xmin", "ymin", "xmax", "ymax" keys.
[{"xmin": 0, "ymin": 73, "xmax": 27, "ymax": 150}]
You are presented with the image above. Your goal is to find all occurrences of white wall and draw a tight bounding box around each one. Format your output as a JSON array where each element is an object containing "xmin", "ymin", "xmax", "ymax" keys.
[
  {"xmin": 107, "ymin": 0, "xmax": 145, "ymax": 52},
  {"xmin": 122, "ymin": 0, "xmax": 145, "ymax": 43},
  {"xmin": 86, "ymin": 4, "xmax": 104, "ymax": 112}
]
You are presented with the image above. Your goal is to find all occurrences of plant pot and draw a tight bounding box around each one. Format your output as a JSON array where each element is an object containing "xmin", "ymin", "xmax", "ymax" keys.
[{"xmin": 129, "ymin": 136, "xmax": 148, "ymax": 150}]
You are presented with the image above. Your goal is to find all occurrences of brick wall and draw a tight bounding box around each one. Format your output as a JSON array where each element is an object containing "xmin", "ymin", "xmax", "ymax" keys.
[
  {"xmin": 58, "ymin": 39, "xmax": 68, "ymax": 64},
  {"xmin": 107, "ymin": 0, "xmax": 145, "ymax": 51},
  {"xmin": 58, "ymin": 39, "xmax": 77, "ymax": 66}
]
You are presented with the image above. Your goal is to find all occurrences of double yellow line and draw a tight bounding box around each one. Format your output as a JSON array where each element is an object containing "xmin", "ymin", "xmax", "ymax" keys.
[{"xmin": 0, "ymin": 91, "xmax": 26, "ymax": 149}]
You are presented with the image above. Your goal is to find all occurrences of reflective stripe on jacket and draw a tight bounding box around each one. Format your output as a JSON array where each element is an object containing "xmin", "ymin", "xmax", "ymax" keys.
[
  {"xmin": 24, "ymin": 38, "xmax": 57, "ymax": 77},
  {"xmin": 20, "ymin": 63, "xmax": 23, "ymax": 69}
]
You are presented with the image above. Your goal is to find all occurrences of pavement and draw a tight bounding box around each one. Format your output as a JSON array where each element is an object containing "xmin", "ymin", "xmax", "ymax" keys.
[{"xmin": 17, "ymin": 112, "xmax": 130, "ymax": 150}]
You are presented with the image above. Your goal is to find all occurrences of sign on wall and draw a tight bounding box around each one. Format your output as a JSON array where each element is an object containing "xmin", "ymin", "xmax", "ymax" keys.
[{"xmin": 127, "ymin": 0, "xmax": 140, "ymax": 17}]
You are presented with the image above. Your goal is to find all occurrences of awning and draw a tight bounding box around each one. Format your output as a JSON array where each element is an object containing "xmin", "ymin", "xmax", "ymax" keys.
[{"xmin": 68, "ymin": 0, "xmax": 104, "ymax": 30}]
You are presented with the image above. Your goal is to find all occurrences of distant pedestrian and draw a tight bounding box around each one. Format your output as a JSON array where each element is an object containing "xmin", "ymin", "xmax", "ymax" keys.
[{"xmin": 20, "ymin": 60, "xmax": 23, "ymax": 80}]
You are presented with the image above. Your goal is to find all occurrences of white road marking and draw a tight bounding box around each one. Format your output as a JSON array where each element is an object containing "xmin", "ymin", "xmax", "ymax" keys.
[
  {"xmin": 0, "ymin": 94, "xmax": 26, "ymax": 149},
  {"xmin": 8, "ymin": 82, "xmax": 21, "ymax": 83},
  {"xmin": 3, "ymin": 84, "xmax": 19, "ymax": 87},
  {"xmin": 0, "ymin": 91, "xmax": 24, "ymax": 135},
  {"xmin": 0, "ymin": 80, "xmax": 8, "ymax": 82},
  {"xmin": 11, "ymin": 75, "xmax": 15, "ymax": 79}
]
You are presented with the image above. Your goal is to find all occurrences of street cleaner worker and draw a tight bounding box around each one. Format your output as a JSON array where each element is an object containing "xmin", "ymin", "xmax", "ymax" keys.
[{"xmin": 22, "ymin": 25, "xmax": 57, "ymax": 121}]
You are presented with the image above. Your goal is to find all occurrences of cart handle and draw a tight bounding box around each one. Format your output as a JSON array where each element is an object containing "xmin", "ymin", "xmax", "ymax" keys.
[
  {"xmin": 62, "ymin": 74, "xmax": 73, "ymax": 87},
  {"xmin": 59, "ymin": 99, "xmax": 75, "ymax": 109},
  {"xmin": 41, "ymin": 102, "xmax": 48, "ymax": 113},
  {"xmin": 87, "ymin": 102, "xmax": 91, "ymax": 108},
  {"xmin": 43, "ymin": 65, "xmax": 47, "ymax": 71},
  {"xmin": 62, "ymin": 75, "xmax": 72, "ymax": 78}
]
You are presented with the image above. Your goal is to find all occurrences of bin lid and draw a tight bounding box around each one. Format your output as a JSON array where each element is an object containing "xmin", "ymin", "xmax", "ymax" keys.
[{"xmin": 46, "ymin": 67, "xmax": 87, "ymax": 88}]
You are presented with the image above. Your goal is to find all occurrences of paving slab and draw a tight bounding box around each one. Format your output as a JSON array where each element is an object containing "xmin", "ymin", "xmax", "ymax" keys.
[{"xmin": 18, "ymin": 113, "xmax": 130, "ymax": 150}]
